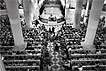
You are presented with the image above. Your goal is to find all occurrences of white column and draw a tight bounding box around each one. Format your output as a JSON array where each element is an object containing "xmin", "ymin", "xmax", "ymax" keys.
[
  {"xmin": 83, "ymin": 0, "xmax": 90, "ymax": 24},
  {"xmin": 23, "ymin": 0, "xmax": 33, "ymax": 28},
  {"xmin": 81, "ymin": 0, "xmax": 105, "ymax": 51},
  {"xmin": 33, "ymin": 0, "xmax": 40, "ymax": 20},
  {"xmin": 83, "ymin": 0, "xmax": 87, "ymax": 5},
  {"xmin": 73, "ymin": 0, "xmax": 83, "ymax": 28},
  {"xmin": 4, "ymin": 0, "xmax": 26, "ymax": 51},
  {"xmin": 18, "ymin": 0, "xmax": 22, "ymax": 4},
  {"xmin": 0, "ymin": 54, "xmax": 6, "ymax": 71}
]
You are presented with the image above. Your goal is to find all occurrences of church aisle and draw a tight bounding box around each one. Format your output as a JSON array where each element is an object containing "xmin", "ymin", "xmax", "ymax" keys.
[{"xmin": 47, "ymin": 42, "xmax": 64, "ymax": 71}]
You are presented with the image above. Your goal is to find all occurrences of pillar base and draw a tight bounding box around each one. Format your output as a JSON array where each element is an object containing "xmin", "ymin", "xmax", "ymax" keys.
[
  {"xmin": 81, "ymin": 42, "xmax": 96, "ymax": 53},
  {"xmin": 72, "ymin": 24, "xmax": 76, "ymax": 28},
  {"xmin": 72, "ymin": 24, "xmax": 80, "ymax": 29},
  {"xmin": 12, "ymin": 43, "xmax": 27, "ymax": 51},
  {"xmin": 25, "ymin": 25, "xmax": 33, "ymax": 29}
]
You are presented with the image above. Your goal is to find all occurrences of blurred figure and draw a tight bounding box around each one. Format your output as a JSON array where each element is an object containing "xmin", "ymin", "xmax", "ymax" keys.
[
  {"xmin": 52, "ymin": 26, "xmax": 55, "ymax": 34},
  {"xmin": 49, "ymin": 28, "xmax": 52, "ymax": 34},
  {"xmin": 54, "ymin": 43, "xmax": 59, "ymax": 52}
]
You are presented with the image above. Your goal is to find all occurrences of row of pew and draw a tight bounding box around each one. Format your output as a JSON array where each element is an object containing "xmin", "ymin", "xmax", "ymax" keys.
[
  {"xmin": 63, "ymin": 25, "xmax": 106, "ymax": 71},
  {"xmin": 0, "ymin": 40, "xmax": 42, "ymax": 71}
]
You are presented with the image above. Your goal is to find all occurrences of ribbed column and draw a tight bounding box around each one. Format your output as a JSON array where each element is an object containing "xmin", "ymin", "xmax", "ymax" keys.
[
  {"xmin": 83, "ymin": 0, "xmax": 90, "ymax": 24},
  {"xmin": 23, "ymin": 0, "xmax": 33, "ymax": 28},
  {"xmin": 4, "ymin": 0, "xmax": 26, "ymax": 51},
  {"xmin": 81, "ymin": 0, "xmax": 105, "ymax": 51},
  {"xmin": 73, "ymin": 0, "xmax": 83, "ymax": 28}
]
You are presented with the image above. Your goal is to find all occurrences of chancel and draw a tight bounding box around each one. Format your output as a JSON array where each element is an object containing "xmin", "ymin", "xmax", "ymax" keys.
[{"xmin": 0, "ymin": 0, "xmax": 106, "ymax": 71}]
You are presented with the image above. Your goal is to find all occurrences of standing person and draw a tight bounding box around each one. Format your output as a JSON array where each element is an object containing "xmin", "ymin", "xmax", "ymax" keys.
[
  {"xmin": 52, "ymin": 26, "xmax": 55, "ymax": 34},
  {"xmin": 54, "ymin": 43, "xmax": 59, "ymax": 52},
  {"xmin": 49, "ymin": 28, "xmax": 52, "ymax": 34}
]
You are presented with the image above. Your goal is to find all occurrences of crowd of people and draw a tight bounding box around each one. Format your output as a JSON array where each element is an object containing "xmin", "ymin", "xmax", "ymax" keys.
[
  {"xmin": 63, "ymin": 17, "xmax": 106, "ymax": 71},
  {"xmin": 94, "ymin": 16, "xmax": 106, "ymax": 47},
  {"xmin": 0, "ymin": 13, "xmax": 106, "ymax": 71},
  {"xmin": 0, "ymin": 0, "xmax": 106, "ymax": 70},
  {"xmin": 0, "ymin": 0, "xmax": 6, "ymax": 10},
  {"xmin": 0, "ymin": 15, "xmax": 14, "ymax": 46}
]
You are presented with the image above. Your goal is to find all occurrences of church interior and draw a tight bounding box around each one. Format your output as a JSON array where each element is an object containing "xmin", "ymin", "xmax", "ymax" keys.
[{"xmin": 0, "ymin": 0, "xmax": 106, "ymax": 71}]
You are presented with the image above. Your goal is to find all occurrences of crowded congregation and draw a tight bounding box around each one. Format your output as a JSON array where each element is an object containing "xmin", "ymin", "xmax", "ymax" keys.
[{"xmin": 0, "ymin": 0, "xmax": 106, "ymax": 71}]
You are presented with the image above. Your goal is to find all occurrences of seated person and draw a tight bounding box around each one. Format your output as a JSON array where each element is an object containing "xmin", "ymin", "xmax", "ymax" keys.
[
  {"xmin": 96, "ymin": 50, "xmax": 101, "ymax": 54},
  {"xmin": 63, "ymin": 60, "xmax": 71, "ymax": 70},
  {"xmin": 95, "ymin": 63, "xmax": 100, "ymax": 71},
  {"xmin": 78, "ymin": 64, "xmax": 83, "ymax": 71}
]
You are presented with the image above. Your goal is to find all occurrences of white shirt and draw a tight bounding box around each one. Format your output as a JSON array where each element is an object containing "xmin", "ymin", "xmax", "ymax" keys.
[{"xmin": 78, "ymin": 67, "xmax": 83, "ymax": 71}]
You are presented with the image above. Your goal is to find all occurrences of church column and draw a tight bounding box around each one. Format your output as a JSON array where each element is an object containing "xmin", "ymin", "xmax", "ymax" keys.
[
  {"xmin": 83, "ymin": 0, "xmax": 90, "ymax": 24},
  {"xmin": 23, "ymin": 0, "xmax": 33, "ymax": 28},
  {"xmin": 73, "ymin": 0, "xmax": 84, "ymax": 28},
  {"xmin": 4, "ymin": 0, "xmax": 26, "ymax": 51},
  {"xmin": 0, "ymin": 54, "xmax": 6, "ymax": 71},
  {"xmin": 81, "ymin": 0, "xmax": 105, "ymax": 51},
  {"xmin": 65, "ymin": 0, "xmax": 71, "ymax": 24},
  {"xmin": 65, "ymin": 0, "xmax": 69, "ymax": 18},
  {"xmin": 33, "ymin": 0, "xmax": 39, "ymax": 20}
]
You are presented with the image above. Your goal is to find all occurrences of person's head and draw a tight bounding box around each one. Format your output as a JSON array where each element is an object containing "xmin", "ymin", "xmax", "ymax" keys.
[
  {"xmin": 78, "ymin": 64, "xmax": 82, "ymax": 68},
  {"xmin": 49, "ymin": 28, "xmax": 51, "ymax": 30}
]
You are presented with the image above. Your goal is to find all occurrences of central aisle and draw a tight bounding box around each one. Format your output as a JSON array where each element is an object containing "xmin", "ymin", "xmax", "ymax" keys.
[{"xmin": 47, "ymin": 42, "xmax": 64, "ymax": 71}]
